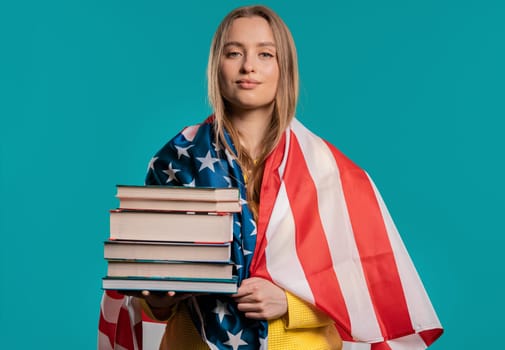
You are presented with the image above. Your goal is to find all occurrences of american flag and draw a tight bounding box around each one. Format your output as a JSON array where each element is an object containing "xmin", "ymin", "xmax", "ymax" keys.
[
  {"xmin": 100, "ymin": 117, "xmax": 267, "ymax": 349},
  {"xmin": 98, "ymin": 117, "xmax": 442, "ymax": 349}
]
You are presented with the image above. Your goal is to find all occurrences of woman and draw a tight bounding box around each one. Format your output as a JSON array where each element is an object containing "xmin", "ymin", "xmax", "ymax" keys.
[{"xmin": 99, "ymin": 5, "xmax": 442, "ymax": 350}]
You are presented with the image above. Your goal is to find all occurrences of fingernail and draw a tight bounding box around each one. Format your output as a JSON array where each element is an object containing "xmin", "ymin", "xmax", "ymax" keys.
[{"xmin": 141, "ymin": 290, "xmax": 150, "ymax": 296}]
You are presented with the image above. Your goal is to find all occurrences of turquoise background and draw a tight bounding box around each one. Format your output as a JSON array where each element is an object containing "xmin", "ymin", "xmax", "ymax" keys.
[{"xmin": 1, "ymin": 0, "xmax": 503, "ymax": 348}]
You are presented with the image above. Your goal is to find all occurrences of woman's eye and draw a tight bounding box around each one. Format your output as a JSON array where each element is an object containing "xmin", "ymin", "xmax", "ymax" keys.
[
  {"xmin": 259, "ymin": 52, "xmax": 275, "ymax": 58},
  {"xmin": 226, "ymin": 51, "xmax": 242, "ymax": 58}
]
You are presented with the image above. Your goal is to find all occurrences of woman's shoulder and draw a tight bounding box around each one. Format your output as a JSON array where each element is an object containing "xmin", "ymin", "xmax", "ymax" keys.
[
  {"xmin": 290, "ymin": 118, "xmax": 364, "ymax": 175},
  {"xmin": 154, "ymin": 116, "xmax": 214, "ymax": 153},
  {"xmin": 178, "ymin": 116, "xmax": 214, "ymax": 141},
  {"xmin": 145, "ymin": 115, "xmax": 226, "ymax": 187}
]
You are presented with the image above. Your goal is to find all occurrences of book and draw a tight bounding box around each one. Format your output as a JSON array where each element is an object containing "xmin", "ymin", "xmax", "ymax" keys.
[
  {"xmin": 106, "ymin": 260, "xmax": 234, "ymax": 279},
  {"xmin": 102, "ymin": 276, "xmax": 238, "ymax": 293},
  {"xmin": 116, "ymin": 185, "xmax": 240, "ymax": 203},
  {"xmin": 104, "ymin": 240, "xmax": 231, "ymax": 262},
  {"xmin": 109, "ymin": 210, "xmax": 234, "ymax": 243},
  {"xmin": 117, "ymin": 197, "xmax": 241, "ymax": 213}
]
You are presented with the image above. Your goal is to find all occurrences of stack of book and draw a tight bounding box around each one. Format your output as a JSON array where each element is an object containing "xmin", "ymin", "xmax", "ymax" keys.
[{"xmin": 102, "ymin": 185, "xmax": 241, "ymax": 294}]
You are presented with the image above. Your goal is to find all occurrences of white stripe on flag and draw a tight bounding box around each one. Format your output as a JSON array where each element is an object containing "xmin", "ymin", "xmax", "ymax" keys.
[
  {"xmin": 98, "ymin": 331, "xmax": 114, "ymax": 350},
  {"xmin": 277, "ymin": 126, "xmax": 290, "ymax": 178},
  {"xmin": 101, "ymin": 293, "xmax": 125, "ymax": 323},
  {"xmin": 125, "ymin": 297, "xmax": 142, "ymax": 350},
  {"xmin": 291, "ymin": 119, "xmax": 383, "ymax": 341},
  {"xmin": 264, "ymin": 182, "xmax": 315, "ymax": 303},
  {"xmin": 142, "ymin": 321, "xmax": 166, "ymax": 350},
  {"xmin": 386, "ymin": 333, "xmax": 427, "ymax": 350},
  {"xmin": 369, "ymin": 177, "xmax": 441, "ymax": 334},
  {"xmin": 342, "ymin": 341, "xmax": 371, "ymax": 350},
  {"xmin": 181, "ymin": 124, "xmax": 200, "ymax": 141}
]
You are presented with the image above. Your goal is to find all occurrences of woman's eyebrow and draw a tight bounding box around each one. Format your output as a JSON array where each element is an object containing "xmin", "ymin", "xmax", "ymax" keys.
[
  {"xmin": 223, "ymin": 41, "xmax": 276, "ymax": 48},
  {"xmin": 223, "ymin": 41, "xmax": 244, "ymax": 48},
  {"xmin": 257, "ymin": 41, "xmax": 276, "ymax": 48}
]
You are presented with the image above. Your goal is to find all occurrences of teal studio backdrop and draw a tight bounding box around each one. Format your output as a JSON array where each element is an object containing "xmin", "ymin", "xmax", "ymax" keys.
[{"xmin": 0, "ymin": 0, "xmax": 503, "ymax": 348}]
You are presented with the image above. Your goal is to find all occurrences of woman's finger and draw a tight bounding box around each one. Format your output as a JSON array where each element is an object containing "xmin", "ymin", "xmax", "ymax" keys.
[{"xmin": 236, "ymin": 302, "xmax": 261, "ymax": 313}]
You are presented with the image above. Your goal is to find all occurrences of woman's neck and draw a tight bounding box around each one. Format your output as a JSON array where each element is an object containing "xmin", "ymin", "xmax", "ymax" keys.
[{"xmin": 229, "ymin": 106, "xmax": 273, "ymax": 160}]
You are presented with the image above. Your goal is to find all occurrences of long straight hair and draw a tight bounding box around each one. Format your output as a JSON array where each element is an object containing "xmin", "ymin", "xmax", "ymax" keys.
[{"xmin": 207, "ymin": 5, "xmax": 299, "ymax": 219}]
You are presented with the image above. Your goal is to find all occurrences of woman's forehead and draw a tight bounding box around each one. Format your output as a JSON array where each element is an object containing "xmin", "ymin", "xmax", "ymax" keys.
[{"xmin": 224, "ymin": 16, "xmax": 275, "ymax": 45}]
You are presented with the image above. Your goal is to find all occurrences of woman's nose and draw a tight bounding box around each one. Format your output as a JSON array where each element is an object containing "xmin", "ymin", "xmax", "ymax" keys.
[{"xmin": 240, "ymin": 54, "xmax": 255, "ymax": 73}]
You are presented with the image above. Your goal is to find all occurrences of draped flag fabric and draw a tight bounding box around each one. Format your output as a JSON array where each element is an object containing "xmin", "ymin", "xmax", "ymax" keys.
[
  {"xmin": 100, "ymin": 117, "xmax": 268, "ymax": 350},
  {"xmin": 143, "ymin": 118, "xmax": 269, "ymax": 349},
  {"xmin": 98, "ymin": 290, "xmax": 143, "ymax": 350},
  {"xmin": 98, "ymin": 117, "xmax": 442, "ymax": 350},
  {"xmin": 251, "ymin": 119, "xmax": 443, "ymax": 349}
]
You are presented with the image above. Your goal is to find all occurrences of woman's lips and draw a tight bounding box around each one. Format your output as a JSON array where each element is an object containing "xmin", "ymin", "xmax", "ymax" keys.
[{"xmin": 236, "ymin": 79, "xmax": 260, "ymax": 89}]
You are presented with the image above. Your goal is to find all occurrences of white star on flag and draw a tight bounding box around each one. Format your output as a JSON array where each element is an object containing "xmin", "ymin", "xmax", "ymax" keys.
[
  {"xmin": 212, "ymin": 299, "xmax": 231, "ymax": 323},
  {"xmin": 212, "ymin": 141, "xmax": 221, "ymax": 152},
  {"xmin": 249, "ymin": 219, "xmax": 257, "ymax": 236},
  {"xmin": 243, "ymin": 249, "xmax": 253, "ymax": 256},
  {"xmin": 239, "ymin": 197, "xmax": 248, "ymax": 207},
  {"xmin": 175, "ymin": 144, "xmax": 193, "ymax": 159},
  {"xmin": 183, "ymin": 178, "xmax": 195, "ymax": 187},
  {"xmin": 224, "ymin": 330, "xmax": 248, "ymax": 350},
  {"xmin": 147, "ymin": 156, "xmax": 158, "ymax": 171},
  {"xmin": 259, "ymin": 336, "xmax": 268, "ymax": 349},
  {"xmin": 223, "ymin": 176, "xmax": 232, "ymax": 187},
  {"xmin": 196, "ymin": 151, "xmax": 220, "ymax": 172},
  {"xmin": 162, "ymin": 162, "xmax": 180, "ymax": 183},
  {"xmin": 225, "ymin": 148, "xmax": 236, "ymax": 168}
]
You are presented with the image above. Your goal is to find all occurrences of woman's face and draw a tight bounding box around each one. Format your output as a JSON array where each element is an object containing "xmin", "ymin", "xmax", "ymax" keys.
[{"xmin": 219, "ymin": 16, "xmax": 279, "ymax": 113}]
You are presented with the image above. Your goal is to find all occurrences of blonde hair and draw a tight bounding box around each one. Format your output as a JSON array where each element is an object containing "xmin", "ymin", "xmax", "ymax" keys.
[{"xmin": 207, "ymin": 5, "xmax": 299, "ymax": 219}]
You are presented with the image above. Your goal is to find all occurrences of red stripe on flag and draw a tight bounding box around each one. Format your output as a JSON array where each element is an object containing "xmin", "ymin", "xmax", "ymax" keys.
[
  {"xmin": 326, "ymin": 142, "xmax": 414, "ymax": 340},
  {"xmin": 335, "ymin": 324, "xmax": 353, "ymax": 342},
  {"xmin": 134, "ymin": 321, "xmax": 143, "ymax": 349},
  {"xmin": 420, "ymin": 328, "xmax": 444, "ymax": 346},
  {"xmin": 116, "ymin": 307, "xmax": 135, "ymax": 349},
  {"xmin": 371, "ymin": 341, "xmax": 393, "ymax": 350},
  {"xmin": 98, "ymin": 311, "xmax": 117, "ymax": 348},
  {"xmin": 106, "ymin": 290, "xmax": 125, "ymax": 300},
  {"xmin": 282, "ymin": 132, "xmax": 351, "ymax": 333},
  {"xmin": 250, "ymin": 133, "xmax": 285, "ymax": 279}
]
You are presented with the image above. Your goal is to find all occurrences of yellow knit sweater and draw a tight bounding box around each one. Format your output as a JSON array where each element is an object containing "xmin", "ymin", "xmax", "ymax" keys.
[{"xmin": 142, "ymin": 291, "xmax": 341, "ymax": 350}]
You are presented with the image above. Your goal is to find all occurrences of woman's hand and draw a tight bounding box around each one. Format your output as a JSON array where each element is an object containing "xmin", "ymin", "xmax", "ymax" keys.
[{"xmin": 232, "ymin": 277, "xmax": 287, "ymax": 320}]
